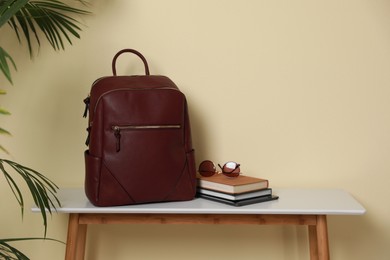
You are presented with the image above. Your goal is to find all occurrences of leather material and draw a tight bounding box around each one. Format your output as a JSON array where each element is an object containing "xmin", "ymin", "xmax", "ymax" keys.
[{"xmin": 84, "ymin": 49, "xmax": 196, "ymax": 206}]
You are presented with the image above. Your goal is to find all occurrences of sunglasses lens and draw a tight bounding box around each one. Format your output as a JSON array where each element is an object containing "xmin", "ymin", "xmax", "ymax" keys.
[
  {"xmin": 222, "ymin": 161, "xmax": 240, "ymax": 177},
  {"xmin": 198, "ymin": 160, "xmax": 216, "ymax": 177}
]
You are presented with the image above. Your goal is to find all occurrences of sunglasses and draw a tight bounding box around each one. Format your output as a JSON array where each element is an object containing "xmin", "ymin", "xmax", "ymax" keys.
[{"xmin": 198, "ymin": 160, "xmax": 241, "ymax": 178}]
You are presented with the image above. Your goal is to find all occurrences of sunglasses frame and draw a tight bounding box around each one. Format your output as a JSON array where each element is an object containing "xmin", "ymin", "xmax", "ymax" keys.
[{"xmin": 198, "ymin": 160, "xmax": 241, "ymax": 178}]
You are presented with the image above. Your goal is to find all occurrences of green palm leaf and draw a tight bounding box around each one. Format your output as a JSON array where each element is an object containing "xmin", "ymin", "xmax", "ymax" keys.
[
  {"xmin": 8, "ymin": 0, "xmax": 90, "ymax": 57},
  {"xmin": 0, "ymin": 238, "xmax": 63, "ymax": 260},
  {"xmin": 0, "ymin": 127, "xmax": 11, "ymax": 135},
  {"xmin": 0, "ymin": 239, "xmax": 29, "ymax": 259},
  {"xmin": 0, "ymin": 144, "xmax": 10, "ymax": 155},
  {"xmin": 0, "ymin": 107, "xmax": 11, "ymax": 115},
  {"xmin": 0, "ymin": 0, "xmax": 29, "ymax": 27},
  {"xmin": 0, "ymin": 47, "xmax": 17, "ymax": 84},
  {"xmin": 0, "ymin": 159, "xmax": 61, "ymax": 236}
]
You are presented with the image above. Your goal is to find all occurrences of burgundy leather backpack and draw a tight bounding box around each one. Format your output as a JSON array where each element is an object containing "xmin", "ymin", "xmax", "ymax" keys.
[{"xmin": 83, "ymin": 49, "xmax": 196, "ymax": 206}]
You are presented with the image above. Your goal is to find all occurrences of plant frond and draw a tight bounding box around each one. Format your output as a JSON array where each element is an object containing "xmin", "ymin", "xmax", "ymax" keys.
[
  {"xmin": 8, "ymin": 9, "xmax": 37, "ymax": 58},
  {"xmin": 0, "ymin": 240, "xmax": 29, "ymax": 259},
  {"xmin": 0, "ymin": 159, "xmax": 61, "ymax": 237},
  {"xmin": 0, "ymin": 47, "xmax": 17, "ymax": 84},
  {"xmin": 0, "ymin": 127, "xmax": 12, "ymax": 135},
  {"xmin": 0, "ymin": 107, "xmax": 11, "ymax": 115},
  {"xmin": 0, "ymin": 0, "xmax": 29, "ymax": 28},
  {"xmin": 0, "ymin": 238, "xmax": 64, "ymax": 260},
  {"xmin": 0, "ymin": 144, "xmax": 10, "ymax": 155},
  {"xmin": 0, "ymin": 162, "xmax": 24, "ymax": 216},
  {"xmin": 8, "ymin": 0, "xmax": 90, "ymax": 57},
  {"xmin": 1, "ymin": 237, "xmax": 64, "ymax": 243}
]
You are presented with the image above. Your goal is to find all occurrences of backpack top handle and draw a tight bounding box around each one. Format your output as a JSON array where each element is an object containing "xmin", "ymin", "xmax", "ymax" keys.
[{"xmin": 112, "ymin": 49, "xmax": 150, "ymax": 76}]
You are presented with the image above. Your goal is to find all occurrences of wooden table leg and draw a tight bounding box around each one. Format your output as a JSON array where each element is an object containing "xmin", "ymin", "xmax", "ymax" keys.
[
  {"xmin": 316, "ymin": 215, "xmax": 329, "ymax": 260},
  {"xmin": 65, "ymin": 214, "xmax": 88, "ymax": 260},
  {"xmin": 308, "ymin": 225, "xmax": 319, "ymax": 260},
  {"xmin": 75, "ymin": 223, "xmax": 87, "ymax": 260},
  {"xmin": 308, "ymin": 215, "xmax": 330, "ymax": 260}
]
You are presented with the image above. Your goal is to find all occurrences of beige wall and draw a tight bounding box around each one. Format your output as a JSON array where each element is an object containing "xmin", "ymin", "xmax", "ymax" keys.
[{"xmin": 1, "ymin": 0, "xmax": 389, "ymax": 259}]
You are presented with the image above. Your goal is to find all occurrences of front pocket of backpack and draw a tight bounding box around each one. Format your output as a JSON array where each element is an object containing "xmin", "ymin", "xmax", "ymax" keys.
[{"xmin": 105, "ymin": 124, "xmax": 186, "ymax": 202}]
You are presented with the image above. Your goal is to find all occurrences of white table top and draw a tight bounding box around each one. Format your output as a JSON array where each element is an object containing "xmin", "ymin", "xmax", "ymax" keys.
[{"xmin": 32, "ymin": 188, "xmax": 366, "ymax": 215}]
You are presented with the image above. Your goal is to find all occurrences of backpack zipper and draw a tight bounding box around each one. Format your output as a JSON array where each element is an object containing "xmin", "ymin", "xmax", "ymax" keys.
[
  {"xmin": 112, "ymin": 124, "xmax": 181, "ymax": 152},
  {"xmin": 92, "ymin": 87, "xmax": 181, "ymax": 118},
  {"xmin": 83, "ymin": 96, "xmax": 90, "ymax": 118}
]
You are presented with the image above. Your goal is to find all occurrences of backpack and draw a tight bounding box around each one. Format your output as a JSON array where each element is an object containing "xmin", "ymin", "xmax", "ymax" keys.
[{"xmin": 83, "ymin": 49, "xmax": 196, "ymax": 206}]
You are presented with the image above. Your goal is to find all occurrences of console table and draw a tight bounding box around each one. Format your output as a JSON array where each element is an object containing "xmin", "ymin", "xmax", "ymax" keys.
[{"xmin": 32, "ymin": 188, "xmax": 365, "ymax": 260}]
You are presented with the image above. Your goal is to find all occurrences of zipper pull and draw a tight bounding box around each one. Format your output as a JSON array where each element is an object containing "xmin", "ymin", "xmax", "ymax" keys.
[
  {"xmin": 85, "ymin": 126, "xmax": 91, "ymax": 146},
  {"xmin": 83, "ymin": 96, "xmax": 90, "ymax": 118},
  {"xmin": 113, "ymin": 126, "xmax": 121, "ymax": 152}
]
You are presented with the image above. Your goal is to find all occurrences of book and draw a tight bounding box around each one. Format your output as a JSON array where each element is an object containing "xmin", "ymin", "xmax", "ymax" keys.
[
  {"xmin": 197, "ymin": 193, "xmax": 279, "ymax": 207},
  {"xmin": 197, "ymin": 173, "xmax": 269, "ymax": 194},
  {"xmin": 197, "ymin": 188, "xmax": 272, "ymax": 201}
]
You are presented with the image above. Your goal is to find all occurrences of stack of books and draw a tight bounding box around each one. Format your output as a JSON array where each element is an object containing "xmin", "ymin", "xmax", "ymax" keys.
[{"xmin": 196, "ymin": 173, "xmax": 278, "ymax": 206}]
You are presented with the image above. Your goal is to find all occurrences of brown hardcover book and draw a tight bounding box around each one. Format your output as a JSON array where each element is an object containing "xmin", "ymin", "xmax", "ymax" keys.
[{"xmin": 196, "ymin": 173, "xmax": 269, "ymax": 194}]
